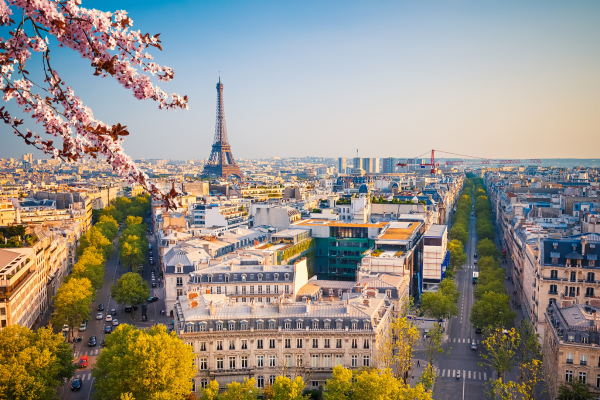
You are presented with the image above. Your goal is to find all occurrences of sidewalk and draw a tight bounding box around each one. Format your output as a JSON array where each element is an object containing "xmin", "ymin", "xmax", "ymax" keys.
[{"xmin": 409, "ymin": 358, "xmax": 428, "ymax": 386}]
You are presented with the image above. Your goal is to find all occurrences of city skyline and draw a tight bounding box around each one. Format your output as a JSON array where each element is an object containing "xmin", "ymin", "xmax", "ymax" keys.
[{"xmin": 1, "ymin": 0, "xmax": 598, "ymax": 161}]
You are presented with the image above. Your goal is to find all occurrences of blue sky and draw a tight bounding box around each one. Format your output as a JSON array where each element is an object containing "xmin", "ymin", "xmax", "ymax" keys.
[{"xmin": 2, "ymin": 0, "xmax": 599, "ymax": 160}]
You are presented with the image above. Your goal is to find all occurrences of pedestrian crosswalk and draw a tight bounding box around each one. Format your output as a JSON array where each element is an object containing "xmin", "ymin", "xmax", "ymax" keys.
[
  {"xmin": 74, "ymin": 348, "xmax": 102, "ymax": 357},
  {"xmin": 75, "ymin": 373, "xmax": 95, "ymax": 381},
  {"xmin": 449, "ymin": 338, "xmax": 481, "ymax": 344},
  {"xmin": 437, "ymin": 369, "xmax": 488, "ymax": 381},
  {"xmin": 464, "ymin": 265, "xmax": 478, "ymax": 269}
]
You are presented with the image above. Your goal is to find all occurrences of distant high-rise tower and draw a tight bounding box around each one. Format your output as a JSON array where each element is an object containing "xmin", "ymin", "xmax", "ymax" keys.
[
  {"xmin": 338, "ymin": 158, "xmax": 347, "ymax": 175},
  {"xmin": 203, "ymin": 78, "xmax": 243, "ymax": 180}
]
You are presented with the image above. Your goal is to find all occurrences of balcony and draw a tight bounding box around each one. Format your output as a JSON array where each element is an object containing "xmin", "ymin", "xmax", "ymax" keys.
[
  {"xmin": 566, "ymin": 359, "xmax": 573, "ymax": 364},
  {"xmin": 548, "ymin": 290, "xmax": 558, "ymax": 295},
  {"xmin": 580, "ymin": 361, "xmax": 587, "ymax": 366}
]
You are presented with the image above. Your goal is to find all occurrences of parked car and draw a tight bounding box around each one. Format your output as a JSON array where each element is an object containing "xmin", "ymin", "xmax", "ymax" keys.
[
  {"xmin": 71, "ymin": 378, "xmax": 82, "ymax": 391},
  {"xmin": 474, "ymin": 253, "xmax": 478, "ymax": 259},
  {"xmin": 474, "ymin": 260, "xmax": 477, "ymax": 264},
  {"xmin": 104, "ymin": 326, "xmax": 112, "ymax": 334},
  {"xmin": 105, "ymin": 315, "xmax": 112, "ymax": 322},
  {"xmin": 112, "ymin": 319, "xmax": 119, "ymax": 326},
  {"xmin": 72, "ymin": 336, "xmax": 82, "ymax": 343},
  {"xmin": 88, "ymin": 336, "xmax": 97, "ymax": 347},
  {"xmin": 62, "ymin": 324, "xmax": 69, "ymax": 333},
  {"xmin": 150, "ymin": 259, "xmax": 155, "ymax": 266},
  {"xmin": 124, "ymin": 306, "xmax": 132, "ymax": 313},
  {"xmin": 110, "ymin": 309, "xmax": 117, "ymax": 316},
  {"xmin": 79, "ymin": 321, "xmax": 87, "ymax": 332},
  {"xmin": 470, "ymin": 342, "xmax": 478, "ymax": 351},
  {"xmin": 152, "ymin": 282, "xmax": 157, "ymax": 288},
  {"xmin": 96, "ymin": 312, "xmax": 103, "ymax": 320},
  {"xmin": 147, "ymin": 297, "xmax": 159, "ymax": 303},
  {"xmin": 97, "ymin": 304, "xmax": 104, "ymax": 311},
  {"xmin": 475, "ymin": 327, "xmax": 482, "ymax": 334},
  {"xmin": 78, "ymin": 355, "xmax": 88, "ymax": 368}
]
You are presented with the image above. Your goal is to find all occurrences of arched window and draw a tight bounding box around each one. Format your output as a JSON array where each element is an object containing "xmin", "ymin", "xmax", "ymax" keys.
[
  {"xmin": 257, "ymin": 376, "xmax": 264, "ymax": 388},
  {"xmin": 269, "ymin": 375, "xmax": 276, "ymax": 385},
  {"xmin": 274, "ymin": 273, "xmax": 279, "ymax": 281},
  {"xmin": 258, "ymin": 274, "xmax": 263, "ymax": 282},
  {"xmin": 225, "ymin": 274, "xmax": 230, "ymax": 282},
  {"xmin": 200, "ymin": 378, "xmax": 208, "ymax": 389}
]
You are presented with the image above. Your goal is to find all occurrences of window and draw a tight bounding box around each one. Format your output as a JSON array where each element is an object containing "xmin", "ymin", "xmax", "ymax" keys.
[
  {"xmin": 335, "ymin": 355, "xmax": 343, "ymax": 366},
  {"xmin": 258, "ymin": 286, "xmax": 263, "ymax": 294},
  {"xmin": 336, "ymin": 321, "xmax": 343, "ymax": 329},
  {"xmin": 201, "ymin": 378, "xmax": 208, "ymax": 389},
  {"xmin": 266, "ymin": 285, "xmax": 271, "ymax": 294},
  {"xmin": 364, "ymin": 339, "xmax": 370, "ymax": 349},
  {"xmin": 552, "ymin": 257, "xmax": 559, "ymax": 264},
  {"xmin": 313, "ymin": 339, "xmax": 319, "ymax": 348},
  {"xmin": 570, "ymin": 271, "xmax": 576, "ymax": 282},
  {"xmin": 351, "ymin": 355, "xmax": 358, "ymax": 367},
  {"xmin": 250, "ymin": 286, "xmax": 254, "ymax": 294},
  {"xmin": 588, "ymin": 272, "xmax": 596, "ymax": 282},
  {"xmin": 352, "ymin": 322, "xmax": 357, "ymax": 330},
  {"xmin": 336, "ymin": 339, "xmax": 342, "ymax": 349},
  {"xmin": 242, "ymin": 286, "xmax": 247, "ymax": 295},
  {"xmin": 241, "ymin": 340, "xmax": 248, "ymax": 350},
  {"xmin": 297, "ymin": 338, "xmax": 303, "ymax": 348},
  {"xmin": 285, "ymin": 339, "xmax": 291, "ymax": 348},
  {"xmin": 568, "ymin": 335, "xmax": 574, "ymax": 343},
  {"xmin": 240, "ymin": 322, "xmax": 247, "ymax": 330},
  {"xmin": 229, "ymin": 340, "xmax": 235, "ymax": 350},
  {"xmin": 270, "ymin": 339, "xmax": 275, "ymax": 349},
  {"xmin": 352, "ymin": 339, "xmax": 358, "ymax": 349},
  {"xmin": 225, "ymin": 275, "xmax": 229, "ymax": 282},
  {"xmin": 285, "ymin": 273, "xmax": 290, "ymax": 281},
  {"xmin": 296, "ymin": 355, "xmax": 303, "ymax": 367},
  {"xmin": 216, "ymin": 286, "xmax": 222, "ymax": 294},
  {"xmin": 216, "ymin": 340, "xmax": 223, "ymax": 351},
  {"xmin": 596, "ymin": 375, "xmax": 600, "ymax": 388},
  {"xmin": 285, "ymin": 322, "xmax": 291, "ymax": 329},
  {"xmin": 216, "ymin": 323, "xmax": 223, "ymax": 332},
  {"xmin": 217, "ymin": 357, "xmax": 223, "ymax": 369},
  {"xmin": 257, "ymin": 376, "xmax": 264, "ymax": 388},
  {"xmin": 257, "ymin": 321, "xmax": 263, "ymax": 330},
  {"xmin": 200, "ymin": 358, "xmax": 207, "ymax": 370},
  {"xmin": 274, "ymin": 273, "xmax": 279, "ymax": 281},
  {"xmin": 297, "ymin": 321, "xmax": 303, "ymax": 329},
  {"xmin": 323, "ymin": 354, "xmax": 331, "ymax": 368},
  {"xmin": 257, "ymin": 339, "xmax": 263, "ymax": 349},
  {"xmin": 566, "ymin": 370, "xmax": 573, "ymax": 382},
  {"xmin": 549, "ymin": 285, "xmax": 557, "ymax": 294},
  {"xmin": 579, "ymin": 372, "xmax": 587, "ymax": 384},
  {"xmin": 176, "ymin": 277, "xmax": 183, "ymax": 286},
  {"xmin": 269, "ymin": 355, "xmax": 276, "ymax": 367},
  {"xmin": 269, "ymin": 375, "xmax": 276, "ymax": 385},
  {"xmin": 177, "ymin": 289, "xmax": 183, "ymax": 297},
  {"xmin": 324, "ymin": 321, "xmax": 330, "ymax": 329},
  {"xmin": 242, "ymin": 356, "xmax": 248, "ymax": 369},
  {"xmin": 591, "ymin": 260, "xmax": 597, "ymax": 267},
  {"xmin": 364, "ymin": 322, "xmax": 370, "ymax": 329},
  {"xmin": 229, "ymin": 356, "xmax": 236, "ymax": 369},
  {"xmin": 285, "ymin": 285, "xmax": 290, "ymax": 294},
  {"xmin": 550, "ymin": 270, "xmax": 558, "ymax": 279},
  {"xmin": 258, "ymin": 274, "xmax": 263, "ymax": 282},
  {"xmin": 312, "ymin": 355, "xmax": 319, "ymax": 368},
  {"xmin": 363, "ymin": 356, "xmax": 370, "ymax": 367},
  {"xmin": 200, "ymin": 341, "xmax": 206, "ymax": 351},
  {"xmin": 566, "ymin": 353, "xmax": 573, "ymax": 364},
  {"xmin": 285, "ymin": 355, "xmax": 292, "ymax": 367},
  {"xmin": 269, "ymin": 321, "xmax": 275, "ymax": 329},
  {"xmin": 581, "ymin": 354, "xmax": 588, "ymax": 365},
  {"xmin": 312, "ymin": 321, "xmax": 319, "ymax": 329},
  {"xmin": 324, "ymin": 339, "xmax": 330, "ymax": 348},
  {"xmin": 200, "ymin": 324, "xmax": 206, "ymax": 332},
  {"xmin": 257, "ymin": 355, "xmax": 264, "ymax": 367}
]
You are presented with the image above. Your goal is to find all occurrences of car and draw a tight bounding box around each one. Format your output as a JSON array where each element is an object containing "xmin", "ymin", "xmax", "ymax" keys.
[
  {"xmin": 150, "ymin": 260, "xmax": 155, "ymax": 266},
  {"xmin": 110, "ymin": 309, "xmax": 117, "ymax": 316},
  {"xmin": 72, "ymin": 336, "xmax": 82, "ymax": 343},
  {"xmin": 79, "ymin": 321, "xmax": 87, "ymax": 332},
  {"xmin": 96, "ymin": 312, "xmax": 103, "ymax": 320},
  {"xmin": 149, "ymin": 251, "xmax": 153, "ymax": 256},
  {"xmin": 105, "ymin": 315, "xmax": 112, "ymax": 322},
  {"xmin": 152, "ymin": 282, "xmax": 157, "ymax": 288},
  {"xmin": 78, "ymin": 355, "xmax": 88, "ymax": 368},
  {"xmin": 104, "ymin": 326, "xmax": 112, "ymax": 334},
  {"xmin": 71, "ymin": 378, "xmax": 82, "ymax": 391},
  {"xmin": 112, "ymin": 319, "xmax": 119, "ymax": 326},
  {"xmin": 62, "ymin": 324, "xmax": 69, "ymax": 333},
  {"xmin": 474, "ymin": 260, "xmax": 477, "ymax": 264},
  {"xmin": 97, "ymin": 304, "xmax": 104, "ymax": 311},
  {"xmin": 475, "ymin": 327, "xmax": 482, "ymax": 334},
  {"xmin": 470, "ymin": 342, "xmax": 478, "ymax": 350},
  {"xmin": 124, "ymin": 306, "xmax": 132, "ymax": 313},
  {"xmin": 474, "ymin": 253, "xmax": 478, "ymax": 259},
  {"xmin": 147, "ymin": 296, "xmax": 159, "ymax": 303},
  {"xmin": 88, "ymin": 336, "xmax": 97, "ymax": 347}
]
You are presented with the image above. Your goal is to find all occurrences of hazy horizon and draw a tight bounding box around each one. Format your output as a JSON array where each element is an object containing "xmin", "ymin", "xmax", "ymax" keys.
[{"xmin": 1, "ymin": 0, "xmax": 598, "ymax": 161}]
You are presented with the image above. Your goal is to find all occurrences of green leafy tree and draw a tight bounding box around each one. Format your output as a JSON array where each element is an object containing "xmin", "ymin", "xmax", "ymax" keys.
[
  {"xmin": 419, "ymin": 323, "xmax": 448, "ymax": 392},
  {"xmin": 70, "ymin": 246, "xmax": 106, "ymax": 290},
  {"xmin": 449, "ymin": 224, "xmax": 469, "ymax": 246},
  {"xmin": 78, "ymin": 226, "xmax": 112, "ymax": 258},
  {"xmin": 51, "ymin": 277, "xmax": 93, "ymax": 339},
  {"xmin": 93, "ymin": 324, "xmax": 195, "ymax": 400},
  {"xmin": 120, "ymin": 241, "xmax": 144, "ymax": 271},
  {"xmin": 96, "ymin": 215, "xmax": 119, "ymax": 241},
  {"xmin": 557, "ymin": 380, "xmax": 596, "ymax": 400},
  {"xmin": 420, "ymin": 280, "xmax": 459, "ymax": 321},
  {"xmin": 375, "ymin": 315, "xmax": 420, "ymax": 382},
  {"xmin": 448, "ymin": 239, "xmax": 468, "ymax": 270},
  {"xmin": 477, "ymin": 238, "xmax": 501, "ymax": 259},
  {"xmin": 0, "ymin": 325, "xmax": 76, "ymax": 400},
  {"xmin": 111, "ymin": 272, "xmax": 150, "ymax": 314},
  {"xmin": 470, "ymin": 292, "xmax": 516, "ymax": 329},
  {"xmin": 269, "ymin": 376, "xmax": 310, "ymax": 400},
  {"xmin": 100, "ymin": 205, "xmax": 124, "ymax": 223}
]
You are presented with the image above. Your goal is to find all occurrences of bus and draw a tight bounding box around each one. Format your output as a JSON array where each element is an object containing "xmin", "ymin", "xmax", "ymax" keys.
[{"xmin": 472, "ymin": 272, "xmax": 479, "ymax": 284}]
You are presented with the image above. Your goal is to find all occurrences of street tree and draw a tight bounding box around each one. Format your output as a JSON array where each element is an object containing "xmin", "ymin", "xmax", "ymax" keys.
[
  {"xmin": 268, "ymin": 376, "xmax": 310, "ymax": 400},
  {"xmin": 219, "ymin": 378, "xmax": 258, "ymax": 400},
  {"xmin": 119, "ymin": 241, "xmax": 144, "ymax": 272},
  {"xmin": 470, "ymin": 292, "xmax": 516, "ymax": 329},
  {"xmin": 0, "ymin": 325, "xmax": 76, "ymax": 400},
  {"xmin": 78, "ymin": 226, "xmax": 112, "ymax": 258},
  {"xmin": 0, "ymin": 1, "xmax": 187, "ymax": 208},
  {"xmin": 110, "ymin": 273, "xmax": 150, "ymax": 314},
  {"xmin": 557, "ymin": 380, "xmax": 596, "ymax": 400},
  {"xmin": 70, "ymin": 246, "xmax": 105, "ymax": 290},
  {"xmin": 51, "ymin": 277, "xmax": 93, "ymax": 339},
  {"xmin": 477, "ymin": 239, "xmax": 501, "ymax": 259},
  {"xmin": 449, "ymin": 224, "xmax": 469, "ymax": 246},
  {"xmin": 93, "ymin": 324, "xmax": 195, "ymax": 400},
  {"xmin": 323, "ymin": 365, "xmax": 353, "ymax": 400},
  {"xmin": 96, "ymin": 215, "xmax": 120, "ymax": 241},
  {"xmin": 479, "ymin": 327, "xmax": 520, "ymax": 383},
  {"xmin": 375, "ymin": 315, "xmax": 420, "ymax": 382},
  {"xmin": 199, "ymin": 381, "xmax": 220, "ymax": 400},
  {"xmin": 419, "ymin": 323, "xmax": 448, "ymax": 392},
  {"xmin": 420, "ymin": 286, "xmax": 459, "ymax": 321},
  {"xmin": 448, "ymin": 239, "xmax": 468, "ymax": 270}
]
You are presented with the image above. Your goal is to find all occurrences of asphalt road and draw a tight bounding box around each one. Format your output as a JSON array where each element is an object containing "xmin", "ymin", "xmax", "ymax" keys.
[
  {"xmin": 60, "ymin": 230, "xmax": 171, "ymax": 400},
  {"xmin": 424, "ymin": 209, "xmax": 494, "ymax": 400}
]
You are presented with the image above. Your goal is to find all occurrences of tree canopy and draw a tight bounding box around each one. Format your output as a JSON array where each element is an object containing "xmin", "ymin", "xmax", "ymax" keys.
[
  {"xmin": 93, "ymin": 324, "xmax": 195, "ymax": 400},
  {"xmin": 470, "ymin": 291, "xmax": 516, "ymax": 329},
  {"xmin": 51, "ymin": 277, "xmax": 93, "ymax": 338},
  {"xmin": 111, "ymin": 272, "xmax": 150, "ymax": 310}
]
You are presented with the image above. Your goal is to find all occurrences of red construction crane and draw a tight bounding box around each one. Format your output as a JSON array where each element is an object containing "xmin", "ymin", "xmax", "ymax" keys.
[{"xmin": 397, "ymin": 149, "xmax": 541, "ymax": 174}]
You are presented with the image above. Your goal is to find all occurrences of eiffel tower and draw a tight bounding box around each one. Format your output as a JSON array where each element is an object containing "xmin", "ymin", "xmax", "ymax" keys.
[{"xmin": 202, "ymin": 78, "xmax": 243, "ymax": 180}]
